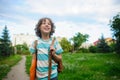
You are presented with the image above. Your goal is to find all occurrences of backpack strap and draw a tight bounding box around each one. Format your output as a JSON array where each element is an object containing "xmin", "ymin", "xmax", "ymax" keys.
[
  {"xmin": 34, "ymin": 40, "xmax": 38, "ymax": 54},
  {"xmin": 48, "ymin": 37, "xmax": 56, "ymax": 80},
  {"xmin": 34, "ymin": 40, "xmax": 37, "ymax": 77}
]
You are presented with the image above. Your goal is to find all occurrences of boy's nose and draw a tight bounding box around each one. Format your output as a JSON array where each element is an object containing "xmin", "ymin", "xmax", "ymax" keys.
[{"xmin": 45, "ymin": 23, "xmax": 49, "ymax": 27}]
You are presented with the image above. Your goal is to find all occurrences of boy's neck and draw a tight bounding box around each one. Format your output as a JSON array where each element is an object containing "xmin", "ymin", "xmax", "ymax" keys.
[{"xmin": 41, "ymin": 34, "xmax": 50, "ymax": 40}]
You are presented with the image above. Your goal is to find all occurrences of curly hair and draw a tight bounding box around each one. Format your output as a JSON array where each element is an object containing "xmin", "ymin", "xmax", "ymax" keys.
[{"xmin": 35, "ymin": 17, "xmax": 55, "ymax": 38}]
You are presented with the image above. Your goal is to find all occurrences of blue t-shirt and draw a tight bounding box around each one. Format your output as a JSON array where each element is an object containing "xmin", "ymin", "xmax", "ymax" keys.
[{"xmin": 29, "ymin": 37, "xmax": 63, "ymax": 80}]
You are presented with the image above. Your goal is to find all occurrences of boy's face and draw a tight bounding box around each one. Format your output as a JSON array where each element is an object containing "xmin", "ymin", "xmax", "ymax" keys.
[{"xmin": 40, "ymin": 19, "xmax": 52, "ymax": 35}]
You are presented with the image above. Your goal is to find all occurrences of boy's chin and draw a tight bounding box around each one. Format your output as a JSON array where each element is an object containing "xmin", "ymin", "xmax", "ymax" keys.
[{"xmin": 43, "ymin": 32, "xmax": 50, "ymax": 35}]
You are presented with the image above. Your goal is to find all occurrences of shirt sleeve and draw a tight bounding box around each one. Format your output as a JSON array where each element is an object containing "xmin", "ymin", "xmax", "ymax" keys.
[
  {"xmin": 29, "ymin": 41, "xmax": 36, "ymax": 54},
  {"xmin": 54, "ymin": 39, "xmax": 63, "ymax": 55}
]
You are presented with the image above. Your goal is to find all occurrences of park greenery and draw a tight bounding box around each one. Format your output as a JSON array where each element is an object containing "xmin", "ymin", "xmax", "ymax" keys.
[
  {"xmin": 110, "ymin": 13, "xmax": 120, "ymax": 54},
  {"xmin": 0, "ymin": 13, "xmax": 120, "ymax": 80},
  {"xmin": 71, "ymin": 32, "xmax": 89, "ymax": 51},
  {"xmin": 0, "ymin": 25, "xmax": 13, "ymax": 56}
]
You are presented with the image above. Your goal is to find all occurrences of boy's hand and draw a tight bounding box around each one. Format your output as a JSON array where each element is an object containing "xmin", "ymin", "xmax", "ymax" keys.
[
  {"xmin": 50, "ymin": 46, "xmax": 62, "ymax": 62},
  {"xmin": 50, "ymin": 46, "xmax": 56, "ymax": 54}
]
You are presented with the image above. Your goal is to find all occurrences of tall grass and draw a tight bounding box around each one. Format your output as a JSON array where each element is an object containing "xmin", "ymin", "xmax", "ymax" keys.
[
  {"xmin": 26, "ymin": 55, "xmax": 32, "ymax": 74},
  {"xmin": 0, "ymin": 55, "xmax": 22, "ymax": 80},
  {"xmin": 26, "ymin": 53, "xmax": 120, "ymax": 80}
]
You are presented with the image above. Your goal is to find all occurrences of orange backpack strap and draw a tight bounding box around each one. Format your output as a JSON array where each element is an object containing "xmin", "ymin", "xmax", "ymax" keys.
[{"xmin": 30, "ymin": 40, "xmax": 37, "ymax": 80}]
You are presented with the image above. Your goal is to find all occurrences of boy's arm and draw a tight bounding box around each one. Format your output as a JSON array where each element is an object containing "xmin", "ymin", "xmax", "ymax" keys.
[
  {"xmin": 50, "ymin": 45, "xmax": 62, "ymax": 62},
  {"xmin": 52, "ymin": 53, "xmax": 62, "ymax": 62}
]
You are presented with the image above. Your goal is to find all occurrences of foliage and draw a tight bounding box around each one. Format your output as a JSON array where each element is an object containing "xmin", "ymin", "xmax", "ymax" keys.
[
  {"xmin": 0, "ymin": 25, "xmax": 12, "ymax": 56},
  {"xmin": 109, "ymin": 42, "xmax": 116, "ymax": 53},
  {"xmin": 60, "ymin": 37, "xmax": 72, "ymax": 53},
  {"xmin": 0, "ymin": 26, "xmax": 10, "ymax": 43},
  {"xmin": 110, "ymin": 13, "xmax": 120, "ymax": 54},
  {"xmin": 76, "ymin": 48, "xmax": 89, "ymax": 53},
  {"xmin": 15, "ymin": 43, "xmax": 30, "ymax": 55},
  {"xmin": 71, "ymin": 32, "xmax": 89, "ymax": 51},
  {"xmin": 89, "ymin": 46, "xmax": 97, "ymax": 53},
  {"xmin": 96, "ymin": 35, "xmax": 111, "ymax": 53},
  {"xmin": 26, "ymin": 55, "xmax": 32, "ymax": 74}
]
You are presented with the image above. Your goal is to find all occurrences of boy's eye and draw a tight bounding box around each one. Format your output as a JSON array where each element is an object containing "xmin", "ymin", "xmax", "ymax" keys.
[
  {"xmin": 42, "ymin": 22, "xmax": 51, "ymax": 25},
  {"xmin": 42, "ymin": 22, "xmax": 46, "ymax": 24},
  {"xmin": 48, "ymin": 23, "xmax": 51, "ymax": 25}
]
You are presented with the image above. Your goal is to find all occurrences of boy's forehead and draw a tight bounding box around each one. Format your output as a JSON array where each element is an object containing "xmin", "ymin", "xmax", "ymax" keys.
[{"xmin": 42, "ymin": 19, "xmax": 50, "ymax": 22}]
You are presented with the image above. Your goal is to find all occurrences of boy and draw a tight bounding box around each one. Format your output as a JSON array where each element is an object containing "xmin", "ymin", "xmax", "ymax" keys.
[{"xmin": 30, "ymin": 17, "xmax": 63, "ymax": 80}]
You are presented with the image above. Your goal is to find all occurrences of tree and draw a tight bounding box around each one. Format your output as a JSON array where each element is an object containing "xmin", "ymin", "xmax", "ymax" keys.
[
  {"xmin": 71, "ymin": 32, "xmax": 89, "ymax": 51},
  {"xmin": 0, "ymin": 25, "xmax": 11, "ymax": 56},
  {"xmin": 60, "ymin": 37, "xmax": 72, "ymax": 53},
  {"xmin": 89, "ymin": 46, "xmax": 97, "ymax": 53},
  {"xmin": 96, "ymin": 34, "xmax": 110, "ymax": 53},
  {"xmin": 15, "ymin": 43, "xmax": 30, "ymax": 55},
  {"xmin": 110, "ymin": 13, "xmax": 120, "ymax": 54}
]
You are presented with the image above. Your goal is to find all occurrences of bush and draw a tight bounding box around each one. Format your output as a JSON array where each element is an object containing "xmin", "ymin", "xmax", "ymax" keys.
[
  {"xmin": 89, "ymin": 46, "xmax": 97, "ymax": 53},
  {"xmin": 22, "ymin": 50, "xmax": 30, "ymax": 55},
  {"xmin": 15, "ymin": 43, "xmax": 30, "ymax": 55},
  {"xmin": 76, "ymin": 48, "xmax": 89, "ymax": 53},
  {"xmin": 109, "ymin": 43, "xmax": 115, "ymax": 53}
]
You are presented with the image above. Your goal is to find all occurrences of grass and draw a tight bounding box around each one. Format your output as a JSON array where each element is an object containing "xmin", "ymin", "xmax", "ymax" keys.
[
  {"xmin": 26, "ymin": 53, "xmax": 120, "ymax": 80},
  {"xmin": 26, "ymin": 55, "xmax": 32, "ymax": 74},
  {"xmin": 0, "ymin": 55, "xmax": 22, "ymax": 80}
]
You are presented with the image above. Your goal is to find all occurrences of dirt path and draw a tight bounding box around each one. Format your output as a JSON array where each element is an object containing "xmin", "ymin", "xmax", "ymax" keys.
[{"xmin": 2, "ymin": 56, "xmax": 30, "ymax": 80}]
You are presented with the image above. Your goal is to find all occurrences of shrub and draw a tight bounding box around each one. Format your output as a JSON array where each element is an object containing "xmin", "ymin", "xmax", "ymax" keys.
[
  {"xmin": 89, "ymin": 46, "xmax": 97, "ymax": 53},
  {"xmin": 76, "ymin": 48, "xmax": 89, "ymax": 53}
]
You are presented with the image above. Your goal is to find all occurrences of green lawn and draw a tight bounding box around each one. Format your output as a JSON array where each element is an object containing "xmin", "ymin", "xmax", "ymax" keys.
[
  {"xmin": 0, "ymin": 55, "xmax": 22, "ymax": 80},
  {"xmin": 26, "ymin": 53, "xmax": 120, "ymax": 80}
]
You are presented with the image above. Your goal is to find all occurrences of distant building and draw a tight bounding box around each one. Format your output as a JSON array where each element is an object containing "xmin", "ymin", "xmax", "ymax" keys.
[
  {"xmin": 12, "ymin": 33, "xmax": 37, "ymax": 47},
  {"xmin": 80, "ymin": 42, "xmax": 93, "ymax": 49},
  {"xmin": 93, "ymin": 40, "xmax": 100, "ymax": 46},
  {"xmin": 11, "ymin": 34, "xmax": 63, "ymax": 47},
  {"xmin": 93, "ymin": 37, "xmax": 116, "ymax": 46},
  {"xmin": 105, "ymin": 38, "xmax": 116, "ymax": 45}
]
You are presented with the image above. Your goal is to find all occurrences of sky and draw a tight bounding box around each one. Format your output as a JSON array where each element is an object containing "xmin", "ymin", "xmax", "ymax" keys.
[{"xmin": 0, "ymin": 0, "xmax": 120, "ymax": 43}]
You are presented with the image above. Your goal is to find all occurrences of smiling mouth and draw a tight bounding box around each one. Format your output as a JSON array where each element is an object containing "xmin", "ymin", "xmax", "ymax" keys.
[
  {"xmin": 44, "ymin": 28, "xmax": 50, "ymax": 31},
  {"xmin": 44, "ymin": 28, "xmax": 49, "ymax": 30}
]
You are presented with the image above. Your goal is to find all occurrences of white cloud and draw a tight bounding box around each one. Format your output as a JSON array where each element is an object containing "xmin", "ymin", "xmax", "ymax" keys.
[
  {"xmin": 25, "ymin": 0, "xmax": 119, "ymax": 16},
  {"xmin": 25, "ymin": 0, "xmax": 120, "ymax": 26},
  {"xmin": 0, "ymin": 13, "xmax": 37, "ymax": 38}
]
